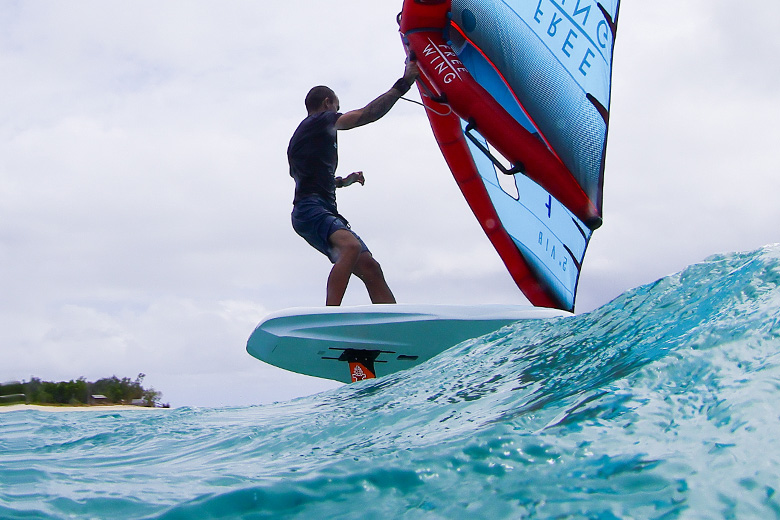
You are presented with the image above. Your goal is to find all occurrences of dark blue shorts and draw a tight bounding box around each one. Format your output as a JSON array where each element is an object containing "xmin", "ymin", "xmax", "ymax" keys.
[{"xmin": 291, "ymin": 196, "xmax": 369, "ymax": 263}]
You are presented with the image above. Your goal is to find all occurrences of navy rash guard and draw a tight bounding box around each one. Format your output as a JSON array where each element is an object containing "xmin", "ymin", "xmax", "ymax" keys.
[{"xmin": 287, "ymin": 111, "xmax": 342, "ymax": 207}]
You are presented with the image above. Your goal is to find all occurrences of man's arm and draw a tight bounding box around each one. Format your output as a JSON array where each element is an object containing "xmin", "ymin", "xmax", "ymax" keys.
[
  {"xmin": 335, "ymin": 62, "xmax": 419, "ymax": 131},
  {"xmin": 334, "ymin": 90, "xmax": 403, "ymax": 130}
]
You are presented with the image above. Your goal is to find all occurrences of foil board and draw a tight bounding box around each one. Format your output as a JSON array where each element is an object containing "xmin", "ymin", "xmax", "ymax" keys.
[{"xmin": 246, "ymin": 304, "xmax": 569, "ymax": 383}]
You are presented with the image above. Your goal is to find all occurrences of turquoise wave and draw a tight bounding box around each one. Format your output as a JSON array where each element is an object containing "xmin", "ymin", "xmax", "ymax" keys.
[{"xmin": 2, "ymin": 245, "xmax": 780, "ymax": 519}]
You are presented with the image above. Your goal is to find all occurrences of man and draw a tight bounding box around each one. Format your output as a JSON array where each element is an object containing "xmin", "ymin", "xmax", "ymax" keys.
[{"xmin": 288, "ymin": 61, "xmax": 418, "ymax": 306}]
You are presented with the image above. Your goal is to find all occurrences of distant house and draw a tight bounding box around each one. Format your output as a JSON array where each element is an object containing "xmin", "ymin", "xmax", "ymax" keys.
[
  {"xmin": 90, "ymin": 394, "xmax": 110, "ymax": 405},
  {"xmin": 130, "ymin": 398, "xmax": 148, "ymax": 407}
]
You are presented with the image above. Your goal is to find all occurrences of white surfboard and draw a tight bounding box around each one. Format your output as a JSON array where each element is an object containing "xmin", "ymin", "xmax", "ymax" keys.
[{"xmin": 246, "ymin": 304, "xmax": 570, "ymax": 383}]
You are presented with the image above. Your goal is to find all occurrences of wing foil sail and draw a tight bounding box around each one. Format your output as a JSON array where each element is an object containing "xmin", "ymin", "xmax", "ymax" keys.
[{"xmin": 400, "ymin": 0, "xmax": 619, "ymax": 311}]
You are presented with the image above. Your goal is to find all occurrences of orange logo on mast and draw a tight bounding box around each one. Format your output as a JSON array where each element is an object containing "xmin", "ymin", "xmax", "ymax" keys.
[{"xmin": 349, "ymin": 362, "xmax": 376, "ymax": 382}]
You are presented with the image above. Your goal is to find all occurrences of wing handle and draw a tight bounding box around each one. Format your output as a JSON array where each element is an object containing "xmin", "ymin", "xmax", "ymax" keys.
[{"xmin": 464, "ymin": 120, "xmax": 525, "ymax": 175}]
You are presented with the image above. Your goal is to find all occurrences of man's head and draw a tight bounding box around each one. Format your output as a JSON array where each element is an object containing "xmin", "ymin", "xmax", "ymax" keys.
[{"xmin": 305, "ymin": 86, "xmax": 339, "ymax": 115}]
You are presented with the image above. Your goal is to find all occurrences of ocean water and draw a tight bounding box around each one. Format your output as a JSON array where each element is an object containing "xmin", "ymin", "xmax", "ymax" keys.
[{"xmin": 2, "ymin": 246, "xmax": 780, "ymax": 519}]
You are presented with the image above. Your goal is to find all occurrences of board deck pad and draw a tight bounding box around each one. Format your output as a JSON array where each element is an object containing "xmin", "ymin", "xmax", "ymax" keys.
[{"xmin": 247, "ymin": 304, "xmax": 569, "ymax": 383}]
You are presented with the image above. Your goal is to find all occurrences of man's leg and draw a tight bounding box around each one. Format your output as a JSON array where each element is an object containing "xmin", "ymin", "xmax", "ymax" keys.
[
  {"xmin": 353, "ymin": 252, "xmax": 395, "ymax": 304},
  {"xmin": 326, "ymin": 229, "xmax": 396, "ymax": 305},
  {"xmin": 326, "ymin": 229, "xmax": 363, "ymax": 306}
]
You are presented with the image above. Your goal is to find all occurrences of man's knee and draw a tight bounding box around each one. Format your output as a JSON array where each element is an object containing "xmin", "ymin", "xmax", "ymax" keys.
[
  {"xmin": 355, "ymin": 254, "xmax": 385, "ymax": 280},
  {"xmin": 330, "ymin": 230, "xmax": 362, "ymax": 262}
]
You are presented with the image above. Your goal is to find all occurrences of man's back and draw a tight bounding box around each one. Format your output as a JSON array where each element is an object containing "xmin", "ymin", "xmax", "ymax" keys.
[{"xmin": 287, "ymin": 111, "xmax": 341, "ymax": 205}]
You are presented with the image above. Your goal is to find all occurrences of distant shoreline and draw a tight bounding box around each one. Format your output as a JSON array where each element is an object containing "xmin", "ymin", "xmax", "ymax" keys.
[{"xmin": 0, "ymin": 404, "xmax": 173, "ymax": 413}]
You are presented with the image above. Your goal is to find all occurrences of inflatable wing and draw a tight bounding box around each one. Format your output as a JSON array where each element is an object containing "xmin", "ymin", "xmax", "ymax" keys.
[{"xmin": 400, "ymin": 0, "xmax": 619, "ymax": 311}]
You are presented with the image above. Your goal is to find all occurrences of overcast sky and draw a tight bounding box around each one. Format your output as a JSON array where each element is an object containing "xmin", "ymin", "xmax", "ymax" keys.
[{"xmin": 2, "ymin": 1, "xmax": 778, "ymax": 407}]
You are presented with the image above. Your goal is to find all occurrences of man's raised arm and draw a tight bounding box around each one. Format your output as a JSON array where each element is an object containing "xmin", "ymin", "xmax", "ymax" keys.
[{"xmin": 335, "ymin": 62, "xmax": 419, "ymax": 131}]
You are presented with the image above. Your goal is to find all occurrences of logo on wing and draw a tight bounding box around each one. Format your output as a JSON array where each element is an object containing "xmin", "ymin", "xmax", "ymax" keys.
[{"xmin": 421, "ymin": 39, "xmax": 469, "ymax": 85}]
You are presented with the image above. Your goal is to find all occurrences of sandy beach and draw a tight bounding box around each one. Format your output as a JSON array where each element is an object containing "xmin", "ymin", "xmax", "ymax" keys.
[{"xmin": 0, "ymin": 404, "xmax": 172, "ymax": 413}]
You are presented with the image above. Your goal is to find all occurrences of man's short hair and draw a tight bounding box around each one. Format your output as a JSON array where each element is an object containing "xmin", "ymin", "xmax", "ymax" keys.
[{"xmin": 305, "ymin": 86, "xmax": 336, "ymax": 113}]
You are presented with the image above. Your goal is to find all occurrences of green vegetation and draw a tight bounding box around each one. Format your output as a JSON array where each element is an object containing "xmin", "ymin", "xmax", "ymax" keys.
[{"xmin": 0, "ymin": 373, "xmax": 167, "ymax": 407}]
